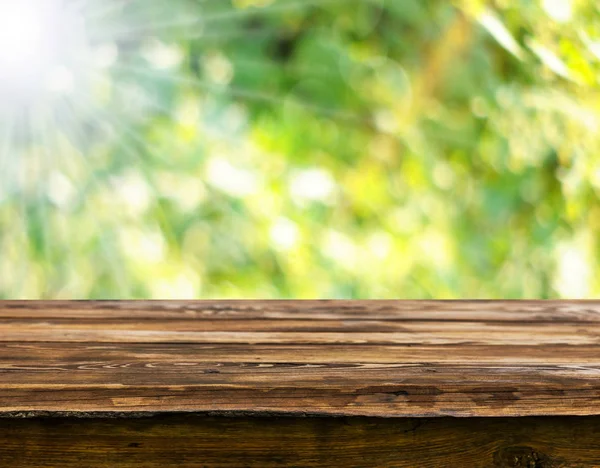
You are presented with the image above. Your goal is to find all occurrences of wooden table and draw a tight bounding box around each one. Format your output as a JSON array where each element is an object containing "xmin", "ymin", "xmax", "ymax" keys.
[{"xmin": 1, "ymin": 301, "xmax": 600, "ymax": 466}]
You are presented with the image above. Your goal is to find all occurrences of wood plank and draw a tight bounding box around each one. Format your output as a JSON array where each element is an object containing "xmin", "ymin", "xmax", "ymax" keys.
[
  {"xmin": 1, "ymin": 414, "xmax": 600, "ymax": 467},
  {"xmin": 3, "ymin": 343, "xmax": 600, "ymax": 365},
  {"xmin": 0, "ymin": 319, "xmax": 597, "ymax": 345},
  {"xmin": 2, "ymin": 364, "xmax": 600, "ymax": 416},
  {"xmin": 2, "ymin": 300, "xmax": 600, "ymax": 321},
  {"xmin": 1, "ymin": 301, "xmax": 600, "ymax": 417}
]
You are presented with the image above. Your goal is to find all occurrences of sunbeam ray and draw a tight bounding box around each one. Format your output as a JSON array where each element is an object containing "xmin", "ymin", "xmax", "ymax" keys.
[
  {"xmin": 91, "ymin": 0, "xmax": 373, "ymax": 42},
  {"xmin": 57, "ymin": 98, "xmax": 136, "ymax": 298},
  {"xmin": 114, "ymin": 62, "xmax": 370, "ymax": 127},
  {"xmin": 66, "ymin": 87, "xmax": 182, "ymax": 251}
]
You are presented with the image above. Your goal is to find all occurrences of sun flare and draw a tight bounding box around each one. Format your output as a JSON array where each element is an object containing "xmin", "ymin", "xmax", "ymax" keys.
[{"xmin": 0, "ymin": 0, "xmax": 87, "ymax": 101}]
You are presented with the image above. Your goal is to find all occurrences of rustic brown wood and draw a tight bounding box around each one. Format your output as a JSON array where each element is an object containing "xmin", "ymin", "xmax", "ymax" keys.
[
  {"xmin": 2, "ymin": 301, "xmax": 600, "ymax": 417},
  {"xmin": 1, "ymin": 414, "xmax": 600, "ymax": 467}
]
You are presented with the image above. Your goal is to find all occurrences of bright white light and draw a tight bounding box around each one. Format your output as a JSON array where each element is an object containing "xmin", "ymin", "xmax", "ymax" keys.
[
  {"xmin": 0, "ymin": 0, "xmax": 89, "ymax": 102},
  {"xmin": 206, "ymin": 158, "xmax": 260, "ymax": 197},
  {"xmin": 142, "ymin": 39, "xmax": 184, "ymax": 70},
  {"xmin": 46, "ymin": 65, "xmax": 75, "ymax": 94},
  {"xmin": 289, "ymin": 168, "xmax": 337, "ymax": 203},
  {"xmin": 0, "ymin": 2, "xmax": 50, "ymax": 76},
  {"xmin": 554, "ymin": 241, "xmax": 590, "ymax": 298},
  {"xmin": 542, "ymin": 0, "xmax": 573, "ymax": 23},
  {"xmin": 270, "ymin": 218, "xmax": 300, "ymax": 251}
]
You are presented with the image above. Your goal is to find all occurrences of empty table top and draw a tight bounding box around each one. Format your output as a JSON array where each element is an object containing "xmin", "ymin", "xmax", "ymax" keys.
[{"xmin": 1, "ymin": 300, "xmax": 599, "ymax": 417}]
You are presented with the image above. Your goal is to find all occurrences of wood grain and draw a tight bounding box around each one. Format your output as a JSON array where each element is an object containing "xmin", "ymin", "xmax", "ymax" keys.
[
  {"xmin": 1, "ymin": 414, "xmax": 600, "ymax": 467},
  {"xmin": 2, "ymin": 301, "xmax": 600, "ymax": 417}
]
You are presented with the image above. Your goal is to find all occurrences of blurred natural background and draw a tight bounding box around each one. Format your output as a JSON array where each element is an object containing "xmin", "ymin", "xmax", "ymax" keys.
[{"xmin": 0, "ymin": 0, "xmax": 599, "ymax": 299}]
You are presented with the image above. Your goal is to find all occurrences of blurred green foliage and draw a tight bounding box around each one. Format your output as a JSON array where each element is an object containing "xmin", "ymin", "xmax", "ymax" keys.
[{"xmin": 1, "ymin": 0, "xmax": 599, "ymax": 298}]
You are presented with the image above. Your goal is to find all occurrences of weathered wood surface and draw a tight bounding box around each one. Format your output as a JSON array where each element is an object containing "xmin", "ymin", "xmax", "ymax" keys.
[
  {"xmin": 2, "ymin": 415, "xmax": 600, "ymax": 467},
  {"xmin": 2, "ymin": 300, "xmax": 600, "ymax": 417}
]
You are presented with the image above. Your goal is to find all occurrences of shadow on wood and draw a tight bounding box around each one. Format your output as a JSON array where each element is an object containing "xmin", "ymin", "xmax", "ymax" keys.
[{"xmin": 1, "ymin": 414, "xmax": 599, "ymax": 467}]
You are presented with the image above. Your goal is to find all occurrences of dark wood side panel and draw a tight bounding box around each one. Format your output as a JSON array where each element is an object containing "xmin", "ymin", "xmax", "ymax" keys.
[{"xmin": 0, "ymin": 415, "xmax": 598, "ymax": 467}]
